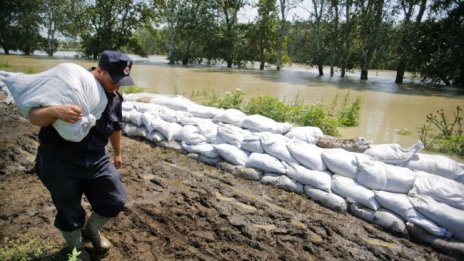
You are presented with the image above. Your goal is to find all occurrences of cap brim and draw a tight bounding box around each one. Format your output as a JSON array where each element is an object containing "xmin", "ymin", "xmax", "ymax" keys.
[{"xmin": 112, "ymin": 75, "xmax": 135, "ymax": 86}]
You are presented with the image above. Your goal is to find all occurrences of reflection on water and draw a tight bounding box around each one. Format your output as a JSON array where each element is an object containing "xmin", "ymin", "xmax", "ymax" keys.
[{"xmin": 1, "ymin": 54, "xmax": 463, "ymax": 147}]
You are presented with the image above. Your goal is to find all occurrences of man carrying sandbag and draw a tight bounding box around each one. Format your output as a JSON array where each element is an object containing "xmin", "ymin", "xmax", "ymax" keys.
[{"xmin": 29, "ymin": 50, "xmax": 134, "ymax": 260}]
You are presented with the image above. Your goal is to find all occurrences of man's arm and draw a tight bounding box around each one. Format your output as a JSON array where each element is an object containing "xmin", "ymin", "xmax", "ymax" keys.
[
  {"xmin": 110, "ymin": 130, "xmax": 122, "ymax": 168},
  {"xmin": 29, "ymin": 104, "xmax": 83, "ymax": 127}
]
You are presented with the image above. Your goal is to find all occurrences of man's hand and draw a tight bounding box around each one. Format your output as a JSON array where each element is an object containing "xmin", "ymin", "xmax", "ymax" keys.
[
  {"xmin": 29, "ymin": 104, "xmax": 83, "ymax": 127},
  {"xmin": 113, "ymin": 155, "xmax": 122, "ymax": 169}
]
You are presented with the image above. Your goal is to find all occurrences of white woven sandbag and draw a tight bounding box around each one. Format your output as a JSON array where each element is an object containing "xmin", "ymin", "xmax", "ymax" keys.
[
  {"xmin": 213, "ymin": 144, "xmax": 249, "ymax": 166},
  {"xmin": 146, "ymin": 130, "xmax": 166, "ymax": 143},
  {"xmin": 134, "ymin": 102, "xmax": 161, "ymax": 113},
  {"xmin": 261, "ymin": 132, "xmax": 297, "ymax": 164},
  {"xmin": 150, "ymin": 118, "xmax": 182, "ymax": 142},
  {"xmin": 122, "ymin": 92, "xmax": 159, "ymax": 102},
  {"xmin": 187, "ymin": 103, "xmax": 224, "ymax": 119},
  {"xmin": 363, "ymin": 141, "xmax": 424, "ymax": 164},
  {"xmin": 217, "ymin": 123, "xmax": 248, "ymax": 147},
  {"xmin": 123, "ymin": 123, "xmax": 147, "ymax": 138},
  {"xmin": 129, "ymin": 110, "xmax": 144, "ymax": 126},
  {"xmin": 287, "ymin": 139, "xmax": 327, "ymax": 171},
  {"xmin": 349, "ymin": 203, "xmax": 375, "ymax": 222},
  {"xmin": 285, "ymin": 126, "xmax": 323, "ymax": 144},
  {"xmin": 122, "ymin": 101, "xmax": 136, "ymax": 111},
  {"xmin": 212, "ymin": 108, "xmax": 247, "ymax": 127},
  {"xmin": 241, "ymin": 133, "xmax": 264, "ymax": 153},
  {"xmin": 1, "ymin": 63, "xmax": 107, "ymax": 142},
  {"xmin": 196, "ymin": 120, "xmax": 223, "ymax": 144},
  {"xmin": 373, "ymin": 208, "xmax": 408, "ymax": 236},
  {"xmin": 409, "ymin": 173, "xmax": 464, "ymax": 210},
  {"xmin": 149, "ymin": 94, "xmax": 195, "ymax": 111},
  {"xmin": 357, "ymin": 159, "xmax": 417, "ymax": 193},
  {"xmin": 160, "ymin": 107, "xmax": 194, "ymax": 125},
  {"xmin": 181, "ymin": 141, "xmax": 219, "ymax": 158},
  {"xmin": 177, "ymin": 125, "xmax": 207, "ymax": 145},
  {"xmin": 322, "ymin": 148, "xmax": 370, "ymax": 179},
  {"xmin": 260, "ymin": 173, "xmax": 303, "ymax": 194},
  {"xmin": 331, "ymin": 175, "xmax": 380, "ymax": 210},
  {"xmin": 402, "ymin": 153, "xmax": 464, "ymax": 181},
  {"xmin": 374, "ymin": 191, "xmax": 450, "ymax": 237},
  {"xmin": 122, "ymin": 109, "xmax": 132, "ymax": 122},
  {"xmin": 285, "ymin": 162, "xmax": 332, "ymax": 192},
  {"xmin": 410, "ymin": 196, "xmax": 464, "ymax": 241},
  {"xmin": 245, "ymin": 153, "xmax": 286, "ymax": 174},
  {"xmin": 141, "ymin": 111, "xmax": 161, "ymax": 132},
  {"xmin": 241, "ymin": 114, "xmax": 292, "ymax": 134},
  {"xmin": 304, "ymin": 185, "xmax": 347, "ymax": 212}
]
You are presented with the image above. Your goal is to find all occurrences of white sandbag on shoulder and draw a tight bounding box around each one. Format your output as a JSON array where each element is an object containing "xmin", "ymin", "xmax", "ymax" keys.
[
  {"xmin": 187, "ymin": 104, "xmax": 224, "ymax": 119},
  {"xmin": 261, "ymin": 132, "xmax": 297, "ymax": 164},
  {"xmin": 150, "ymin": 118, "xmax": 182, "ymax": 142},
  {"xmin": 123, "ymin": 123, "xmax": 147, "ymax": 138},
  {"xmin": 241, "ymin": 133, "xmax": 264, "ymax": 153},
  {"xmin": 374, "ymin": 191, "xmax": 450, "ymax": 237},
  {"xmin": 285, "ymin": 126, "xmax": 323, "ymax": 144},
  {"xmin": 2, "ymin": 64, "xmax": 107, "ymax": 142},
  {"xmin": 181, "ymin": 141, "xmax": 219, "ymax": 158},
  {"xmin": 285, "ymin": 162, "xmax": 332, "ymax": 192},
  {"xmin": 177, "ymin": 125, "xmax": 207, "ymax": 145},
  {"xmin": 409, "ymin": 173, "xmax": 464, "ymax": 210},
  {"xmin": 217, "ymin": 123, "xmax": 248, "ymax": 147},
  {"xmin": 402, "ymin": 153, "xmax": 464, "ymax": 181},
  {"xmin": 260, "ymin": 173, "xmax": 303, "ymax": 194},
  {"xmin": 331, "ymin": 175, "xmax": 380, "ymax": 210},
  {"xmin": 304, "ymin": 185, "xmax": 347, "ymax": 212},
  {"xmin": 322, "ymin": 148, "xmax": 369, "ymax": 179},
  {"xmin": 410, "ymin": 196, "xmax": 464, "ymax": 241},
  {"xmin": 213, "ymin": 144, "xmax": 249, "ymax": 166},
  {"xmin": 287, "ymin": 139, "xmax": 327, "ymax": 171},
  {"xmin": 357, "ymin": 159, "xmax": 417, "ymax": 193},
  {"xmin": 212, "ymin": 108, "xmax": 247, "ymax": 127},
  {"xmin": 373, "ymin": 208, "xmax": 408, "ymax": 236},
  {"xmin": 363, "ymin": 141, "xmax": 424, "ymax": 164},
  {"xmin": 245, "ymin": 153, "xmax": 286, "ymax": 174},
  {"xmin": 241, "ymin": 114, "xmax": 292, "ymax": 134}
]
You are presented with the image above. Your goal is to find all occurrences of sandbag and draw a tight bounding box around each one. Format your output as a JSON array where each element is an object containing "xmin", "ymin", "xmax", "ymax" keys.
[
  {"xmin": 150, "ymin": 118, "xmax": 182, "ymax": 142},
  {"xmin": 245, "ymin": 153, "xmax": 286, "ymax": 174},
  {"xmin": 402, "ymin": 153, "xmax": 464, "ymax": 181},
  {"xmin": 177, "ymin": 125, "xmax": 207, "ymax": 145},
  {"xmin": 213, "ymin": 144, "xmax": 249, "ymax": 166},
  {"xmin": 181, "ymin": 142, "xmax": 219, "ymax": 158},
  {"xmin": 261, "ymin": 132, "xmax": 297, "ymax": 164},
  {"xmin": 217, "ymin": 123, "xmax": 248, "ymax": 147},
  {"xmin": 212, "ymin": 108, "xmax": 247, "ymax": 126},
  {"xmin": 260, "ymin": 173, "xmax": 303, "ymax": 194},
  {"xmin": 187, "ymin": 103, "xmax": 223, "ymax": 119},
  {"xmin": 285, "ymin": 162, "xmax": 332, "ymax": 192},
  {"xmin": 322, "ymin": 149, "xmax": 369, "ymax": 179},
  {"xmin": 217, "ymin": 161, "xmax": 263, "ymax": 181},
  {"xmin": 373, "ymin": 208, "xmax": 408, "ymax": 236},
  {"xmin": 331, "ymin": 175, "xmax": 380, "ymax": 210},
  {"xmin": 284, "ymin": 126, "xmax": 323, "ymax": 144},
  {"xmin": 304, "ymin": 185, "xmax": 347, "ymax": 212},
  {"xmin": 357, "ymin": 159, "xmax": 417, "ymax": 193},
  {"xmin": 1, "ymin": 64, "xmax": 107, "ymax": 142},
  {"xmin": 123, "ymin": 123, "xmax": 147, "ymax": 138},
  {"xmin": 287, "ymin": 139, "xmax": 327, "ymax": 171},
  {"xmin": 410, "ymin": 196, "xmax": 464, "ymax": 241},
  {"xmin": 363, "ymin": 141, "xmax": 424, "ymax": 164},
  {"xmin": 409, "ymin": 173, "xmax": 464, "ymax": 210},
  {"xmin": 349, "ymin": 203, "xmax": 375, "ymax": 222},
  {"xmin": 241, "ymin": 114, "xmax": 292, "ymax": 134},
  {"xmin": 241, "ymin": 133, "xmax": 264, "ymax": 153},
  {"xmin": 374, "ymin": 191, "xmax": 450, "ymax": 237}
]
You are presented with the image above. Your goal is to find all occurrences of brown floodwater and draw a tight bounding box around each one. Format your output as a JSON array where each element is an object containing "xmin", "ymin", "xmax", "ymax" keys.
[{"xmin": 1, "ymin": 53, "xmax": 463, "ymax": 147}]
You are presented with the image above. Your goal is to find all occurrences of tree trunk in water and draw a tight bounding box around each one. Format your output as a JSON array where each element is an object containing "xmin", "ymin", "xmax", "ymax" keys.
[
  {"xmin": 227, "ymin": 60, "xmax": 232, "ymax": 68},
  {"xmin": 330, "ymin": 65, "xmax": 334, "ymax": 77},
  {"xmin": 395, "ymin": 58, "xmax": 406, "ymax": 84},
  {"xmin": 341, "ymin": 67, "xmax": 346, "ymax": 77},
  {"xmin": 260, "ymin": 61, "xmax": 265, "ymax": 70},
  {"xmin": 168, "ymin": 26, "xmax": 175, "ymax": 64},
  {"xmin": 361, "ymin": 68, "xmax": 368, "ymax": 80},
  {"xmin": 318, "ymin": 64, "xmax": 324, "ymax": 76}
]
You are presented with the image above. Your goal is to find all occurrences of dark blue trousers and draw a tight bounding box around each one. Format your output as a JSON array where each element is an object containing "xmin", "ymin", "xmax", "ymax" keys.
[{"xmin": 35, "ymin": 148, "xmax": 127, "ymax": 232}]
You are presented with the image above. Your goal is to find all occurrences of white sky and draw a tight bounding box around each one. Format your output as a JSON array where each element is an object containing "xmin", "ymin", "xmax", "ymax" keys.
[{"xmin": 238, "ymin": 0, "xmax": 312, "ymax": 23}]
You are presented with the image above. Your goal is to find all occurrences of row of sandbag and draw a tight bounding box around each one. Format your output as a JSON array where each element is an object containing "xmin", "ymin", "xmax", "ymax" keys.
[{"xmin": 121, "ymin": 94, "xmax": 464, "ymax": 245}]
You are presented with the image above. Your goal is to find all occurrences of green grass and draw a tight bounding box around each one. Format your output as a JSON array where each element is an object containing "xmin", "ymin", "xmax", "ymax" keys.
[
  {"xmin": 121, "ymin": 85, "xmax": 145, "ymax": 94},
  {"xmin": 0, "ymin": 61, "xmax": 11, "ymax": 68},
  {"xmin": 0, "ymin": 234, "xmax": 65, "ymax": 261}
]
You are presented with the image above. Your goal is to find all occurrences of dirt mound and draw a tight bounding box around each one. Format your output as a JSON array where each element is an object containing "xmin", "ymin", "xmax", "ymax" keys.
[{"xmin": 0, "ymin": 100, "xmax": 460, "ymax": 260}]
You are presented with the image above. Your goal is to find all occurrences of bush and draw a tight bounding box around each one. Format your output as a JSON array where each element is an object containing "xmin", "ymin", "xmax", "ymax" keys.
[
  {"xmin": 244, "ymin": 95, "xmax": 289, "ymax": 122},
  {"xmin": 122, "ymin": 85, "xmax": 145, "ymax": 94}
]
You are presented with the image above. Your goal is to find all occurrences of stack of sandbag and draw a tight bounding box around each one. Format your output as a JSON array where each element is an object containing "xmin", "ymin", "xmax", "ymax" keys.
[
  {"xmin": 120, "ymin": 94, "xmax": 464, "ymax": 248},
  {"xmin": 0, "ymin": 64, "xmax": 107, "ymax": 142}
]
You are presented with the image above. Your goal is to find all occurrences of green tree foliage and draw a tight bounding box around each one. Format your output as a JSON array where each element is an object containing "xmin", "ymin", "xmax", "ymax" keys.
[
  {"xmin": 81, "ymin": 0, "xmax": 149, "ymax": 59},
  {"xmin": 0, "ymin": 0, "xmax": 42, "ymax": 55},
  {"xmin": 255, "ymin": 0, "xmax": 279, "ymax": 70}
]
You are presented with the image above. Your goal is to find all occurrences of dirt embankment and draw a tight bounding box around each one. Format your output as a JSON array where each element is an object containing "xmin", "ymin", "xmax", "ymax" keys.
[{"xmin": 0, "ymin": 99, "xmax": 460, "ymax": 260}]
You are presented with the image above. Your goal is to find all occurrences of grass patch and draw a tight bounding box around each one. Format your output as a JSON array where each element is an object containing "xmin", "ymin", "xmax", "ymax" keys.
[
  {"xmin": 0, "ymin": 234, "xmax": 64, "ymax": 261},
  {"xmin": 398, "ymin": 129, "xmax": 413, "ymax": 136},
  {"xmin": 121, "ymin": 85, "xmax": 145, "ymax": 94},
  {"xmin": 0, "ymin": 61, "xmax": 11, "ymax": 68}
]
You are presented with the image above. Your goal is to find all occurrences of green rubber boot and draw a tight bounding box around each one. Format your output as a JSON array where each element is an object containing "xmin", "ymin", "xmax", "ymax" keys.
[
  {"xmin": 60, "ymin": 229, "xmax": 91, "ymax": 261},
  {"xmin": 82, "ymin": 212, "xmax": 113, "ymax": 257}
]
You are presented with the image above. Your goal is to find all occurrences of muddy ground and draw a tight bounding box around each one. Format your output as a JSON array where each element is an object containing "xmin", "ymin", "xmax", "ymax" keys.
[{"xmin": 0, "ymin": 97, "xmax": 460, "ymax": 261}]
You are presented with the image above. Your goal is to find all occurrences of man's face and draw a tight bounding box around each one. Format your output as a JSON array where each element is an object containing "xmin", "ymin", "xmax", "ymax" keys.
[{"xmin": 100, "ymin": 70, "xmax": 120, "ymax": 93}]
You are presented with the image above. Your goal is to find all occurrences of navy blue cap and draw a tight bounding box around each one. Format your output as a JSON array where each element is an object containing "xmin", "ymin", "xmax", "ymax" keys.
[{"xmin": 99, "ymin": 50, "xmax": 135, "ymax": 86}]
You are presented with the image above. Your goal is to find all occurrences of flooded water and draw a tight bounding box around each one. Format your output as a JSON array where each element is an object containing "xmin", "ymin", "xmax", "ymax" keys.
[{"xmin": 1, "ymin": 53, "xmax": 463, "ymax": 147}]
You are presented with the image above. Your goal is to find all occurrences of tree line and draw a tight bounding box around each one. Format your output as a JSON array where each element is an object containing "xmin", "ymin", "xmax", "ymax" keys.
[{"xmin": 0, "ymin": 0, "xmax": 462, "ymax": 87}]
